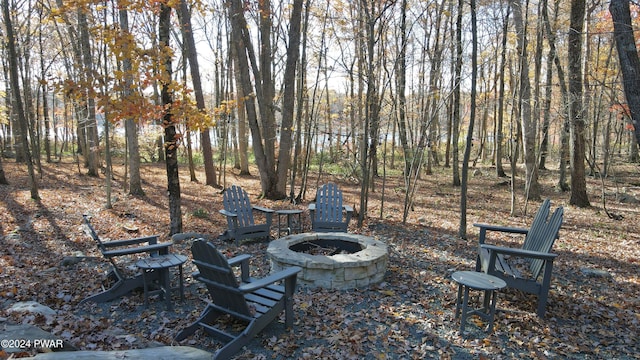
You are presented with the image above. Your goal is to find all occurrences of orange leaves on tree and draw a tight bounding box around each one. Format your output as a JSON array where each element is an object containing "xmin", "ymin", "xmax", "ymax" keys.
[{"xmin": 609, "ymin": 103, "xmax": 631, "ymax": 119}]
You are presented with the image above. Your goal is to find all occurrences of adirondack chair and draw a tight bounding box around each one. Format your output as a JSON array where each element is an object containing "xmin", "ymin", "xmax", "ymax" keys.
[
  {"xmin": 175, "ymin": 239, "xmax": 301, "ymax": 359},
  {"xmin": 474, "ymin": 199, "xmax": 564, "ymax": 317},
  {"xmin": 218, "ymin": 185, "xmax": 274, "ymax": 245},
  {"xmin": 80, "ymin": 215, "xmax": 172, "ymax": 304},
  {"xmin": 308, "ymin": 183, "xmax": 353, "ymax": 232}
]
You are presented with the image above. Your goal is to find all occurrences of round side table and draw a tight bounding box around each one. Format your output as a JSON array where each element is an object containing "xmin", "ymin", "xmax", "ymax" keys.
[
  {"xmin": 136, "ymin": 254, "xmax": 187, "ymax": 310},
  {"xmin": 275, "ymin": 209, "xmax": 303, "ymax": 237},
  {"xmin": 452, "ymin": 270, "xmax": 507, "ymax": 335}
]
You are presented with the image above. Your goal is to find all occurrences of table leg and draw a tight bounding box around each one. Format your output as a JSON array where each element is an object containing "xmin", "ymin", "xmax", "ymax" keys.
[
  {"xmin": 160, "ymin": 268, "xmax": 172, "ymax": 311},
  {"xmin": 142, "ymin": 270, "xmax": 149, "ymax": 308},
  {"xmin": 455, "ymin": 284, "xmax": 463, "ymax": 319},
  {"xmin": 178, "ymin": 264, "xmax": 185, "ymax": 301},
  {"xmin": 482, "ymin": 289, "xmax": 491, "ymax": 313},
  {"xmin": 486, "ymin": 290, "xmax": 498, "ymax": 333},
  {"xmin": 460, "ymin": 286, "xmax": 470, "ymax": 335}
]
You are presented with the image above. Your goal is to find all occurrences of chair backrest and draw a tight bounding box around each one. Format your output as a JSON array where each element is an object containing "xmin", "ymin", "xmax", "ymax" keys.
[
  {"xmin": 527, "ymin": 199, "xmax": 552, "ymax": 238},
  {"xmin": 222, "ymin": 185, "xmax": 255, "ymax": 228},
  {"xmin": 190, "ymin": 239, "xmax": 252, "ymax": 316},
  {"xmin": 525, "ymin": 206, "xmax": 564, "ymax": 279},
  {"xmin": 314, "ymin": 183, "xmax": 344, "ymax": 223},
  {"xmin": 83, "ymin": 215, "xmax": 106, "ymax": 250}
]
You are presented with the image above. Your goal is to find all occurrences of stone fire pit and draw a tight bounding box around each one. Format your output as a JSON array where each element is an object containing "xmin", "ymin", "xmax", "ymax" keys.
[{"xmin": 267, "ymin": 233, "xmax": 388, "ymax": 290}]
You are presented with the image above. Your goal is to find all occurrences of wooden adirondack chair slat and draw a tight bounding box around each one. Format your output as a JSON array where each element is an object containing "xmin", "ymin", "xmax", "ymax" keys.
[
  {"xmin": 309, "ymin": 183, "xmax": 353, "ymax": 232},
  {"xmin": 80, "ymin": 215, "xmax": 171, "ymax": 304},
  {"xmin": 219, "ymin": 185, "xmax": 274, "ymax": 245},
  {"xmin": 175, "ymin": 240, "xmax": 301, "ymax": 360},
  {"xmin": 474, "ymin": 199, "xmax": 564, "ymax": 317}
]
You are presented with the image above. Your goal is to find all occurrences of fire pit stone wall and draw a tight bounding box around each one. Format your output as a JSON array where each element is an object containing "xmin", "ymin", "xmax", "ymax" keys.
[{"xmin": 267, "ymin": 233, "xmax": 388, "ymax": 290}]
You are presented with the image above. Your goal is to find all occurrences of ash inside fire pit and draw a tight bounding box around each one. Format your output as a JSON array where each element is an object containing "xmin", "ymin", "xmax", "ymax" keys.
[{"xmin": 290, "ymin": 239, "xmax": 363, "ymax": 256}]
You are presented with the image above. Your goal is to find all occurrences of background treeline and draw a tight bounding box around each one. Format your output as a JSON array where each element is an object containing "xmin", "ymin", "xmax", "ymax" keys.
[{"xmin": 1, "ymin": 0, "xmax": 639, "ymax": 234}]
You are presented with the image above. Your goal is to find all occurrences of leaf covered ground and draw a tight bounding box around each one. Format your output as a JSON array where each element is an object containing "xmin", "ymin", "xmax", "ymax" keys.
[{"xmin": 1, "ymin": 160, "xmax": 639, "ymax": 359}]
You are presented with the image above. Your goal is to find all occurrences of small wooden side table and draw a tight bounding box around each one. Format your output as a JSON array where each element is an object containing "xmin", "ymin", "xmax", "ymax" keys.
[
  {"xmin": 136, "ymin": 254, "xmax": 187, "ymax": 310},
  {"xmin": 275, "ymin": 209, "xmax": 303, "ymax": 237},
  {"xmin": 452, "ymin": 270, "xmax": 507, "ymax": 335}
]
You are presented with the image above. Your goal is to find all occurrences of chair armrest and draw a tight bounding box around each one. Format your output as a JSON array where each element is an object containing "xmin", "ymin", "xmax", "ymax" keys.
[
  {"xmin": 227, "ymin": 254, "xmax": 251, "ymax": 282},
  {"xmin": 480, "ymin": 244, "xmax": 558, "ymax": 260},
  {"xmin": 100, "ymin": 235, "xmax": 160, "ymax": 247},
  {"xmin": 238, "ymin": 266, "xmax": 302, "ymax": 293},
  {"xmin": 473, "ymin": 223, "xmax": 529, "ymax": 234},
  {"xmin": 102, "ymin": 242, "xmax": 172, "ymax": 257},
  {"xmin": 474, "ymin": 223, "xmax": 529, "ymax": 245},
  {"xmin": 219, "ymin": 209, "xmax": 237, "ymax": 218},
  {"xmin": 253, "ymin": 205, "xmax": 274, "ymax": 213},
  {"xmin": 227, "ymin": 254, "xmax": 252, "ymax": 267},
  {"xmin": 309, "ymin": 203, "xmax": 352, "ymax": 213}
]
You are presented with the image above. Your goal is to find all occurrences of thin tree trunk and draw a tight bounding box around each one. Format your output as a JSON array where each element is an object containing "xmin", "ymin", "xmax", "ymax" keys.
[
  {"xmin": 119, "ymin": 3, "xmax": 145, "ymax": 196},
  {"xmin": 610, "ymin": 0, "xmax": 640, "ymax": 147},
  {"xmin": 542, "ymin": 0, "xmax": 570, "ymax": 191},
  {"xmin": 451, "ymin": 0, "xmax": 463, "ymax": 187},
  {"xmin": 0, "ymin": 155, "xmax": 7, "ymax": 185},
  {"xmin": 178, "ymin": 0, "xmax": 218, "ymax": 187},
  {"xmin": 494, "ymin": 6, "xmax": 510, "ymax": 177},
  {"xmin": 3, "ymin": 0, "xmax": 38, "ymax": 198},
  {"xmin": 290, "ymin": 0, "xmax": 310, "ymax": 202},
  {"xmin": 78, "ymin": 8, "xmax": 99, "ymax": 177},
  {"xmin": 460, "ymin": 0, "xmax": 477, "ymax": 240},
  {"xmin": 275, "ymin": 0, "xmax": 303, "ymax": 198},
  {"xmin": 38, "ymin": 6, "xmax": 51, "ymax": 164},
  {"xmin": 510, "ymin": 0, "xmax": 540, "ymax": 200},
  {"xmin": 229, "ymin": 35, "xmax": 250, "ymax": 176},
  {"xmin": 159, "ymin": 3, "xmax": 182, "ymax": 234},
  {"xmin": 568, "ymin": 0, "xmax": 590, "ymax": 207},
  {"xmin": 227, "ymin": 0, "xmax": 273, "ymax": 196}
]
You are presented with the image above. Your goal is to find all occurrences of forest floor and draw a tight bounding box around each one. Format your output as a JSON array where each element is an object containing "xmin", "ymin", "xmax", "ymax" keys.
[{"xmin": 0, "ymin": 157, "xmax": 639, "ymax": 359}]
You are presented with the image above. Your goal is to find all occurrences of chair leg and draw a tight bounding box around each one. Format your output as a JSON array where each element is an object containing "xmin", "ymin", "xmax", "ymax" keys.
[
  {"xmin": 174, "ymin": 305, "xmax": 220, "ymax": 341},
  {"xmin": 81, "ymin": 274, "xmax": 149, "ymax": 304},
  {"xmin": 214, "ymin": 331, "xmax": 252, "ymax": 360}
]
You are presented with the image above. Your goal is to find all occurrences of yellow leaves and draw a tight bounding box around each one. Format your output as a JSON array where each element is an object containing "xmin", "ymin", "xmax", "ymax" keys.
[{"xmin": 378, "ymin": 289, "xmax": 395, "ymax": 296}]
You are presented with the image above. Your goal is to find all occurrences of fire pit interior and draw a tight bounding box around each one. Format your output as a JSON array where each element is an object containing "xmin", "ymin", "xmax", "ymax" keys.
[
  {"xmin": 290, "ymin": 238, "xmax": 363, "ymax": 256},
  {"xmin": 267, "ymin": 233, "xmax": 388, "ymax": 290}
]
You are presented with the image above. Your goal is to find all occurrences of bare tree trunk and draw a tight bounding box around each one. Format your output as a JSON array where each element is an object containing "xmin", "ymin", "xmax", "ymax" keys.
[
  {"xmin": 460, "ymin": 0, "xmax": 477, "ymax": 240},
  {"xmin": 3, "ymin": 0, "xmax": 38, "ymax": 198},
  {"xmin": 396, "ymin": 0, "xmax": 411, "ymax": 179},
  {"xmin": 291, "ymin": 1, "xmax": 310, "ymax": 202},
  {"xmin": 119, "ymin": 3, "xmax": 145, "ymax": 196},
  {"xmin": 275, "ymin": 0, "xmax": 303, "ymax": 198},
  {"xmin": 509, "ymin": 0, "xmax": 540, "ymax": 200},
  {"xmin": 38, "ymin": 6, "xmax": 51, "ymax": 164},
  {"xmin": 78, "ymin": 8, "xmax": 100, "ymax": 177},
  {"xmin": 0, "ymin": 155, "xmax": 8, "ymax": 185},
  {"xmin": 159, "ymin": 3, "xmax": 182, "ymax": 234},
  {"xmin": 568, "ymin": 0, "xmax": 590, "ymax": 207},
  {"xmin": 539, "ymin": 0, "xmax": 553, "ymax": 171},
  {"xmin": 610, "ymin": 0, "xmax": 640, "ymax": 147},
  {"xmin": 495, "ymin": 5, "xmax": 509, "ymax": 177},
  {"xmin": 451, "ymin": 0, "xmax": 463, "ymax": 187},
  {"xmin": 178, "ymin": 0, "xmax": 218, "ymax": 187},
  {"xmin": 542, "ymin": 0, "xmax": 570, "ymax": 191},
  {"xmin": 228, "ymin": 0, "xmax": 269, "ymax": 185},
  {"xmin": 229, "ymin": 37, "xmax": 250, "ymax": 176}
]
